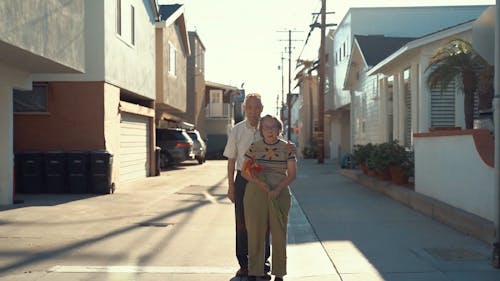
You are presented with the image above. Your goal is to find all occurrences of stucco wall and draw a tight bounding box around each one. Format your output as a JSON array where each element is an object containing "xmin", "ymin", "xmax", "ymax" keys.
[
  {"xmin": 33, "ymin": 0, "xmax": 155, "ymax": 100},
  {"xmin": 104, "ymin": 0, "xmax": 156, "ymax": 99},
  {"xmin": 103, "ymin": 83, "xmax": 121, "ymax": 188},
  {"xmin": 160, "ymin": 23, "xmax": 188, "ymax": 112},
  {"xmin": 14, "ymin": 82, "xmax": 106, "ymax": 151},
  {"xmin": 0, "ymin": 0, "xmax": 85, "ymax": 73},
  {"xmin": 414, "ymin": 131, "xmax": 495, "ymax": 221}
]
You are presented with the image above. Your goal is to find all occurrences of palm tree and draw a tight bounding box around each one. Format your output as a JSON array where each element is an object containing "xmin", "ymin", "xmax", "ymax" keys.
[{"xmin": 425, "ymin": 38, "xmax": 488, "ymax": 129}]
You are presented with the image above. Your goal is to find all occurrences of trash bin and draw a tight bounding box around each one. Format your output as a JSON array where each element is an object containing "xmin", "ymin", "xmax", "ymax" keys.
[
  {"xmin": 44, "ymin": 151, "xmax": 67, "ymax": 193},
  {"xmin": 89, "ymin": 150, "xmax": 114, "ymax": 194},
  {"xmin": 67, "ymin": 151, "xmax": 89, "ymax": 193},
  {"xmin": 17, "ymin": 151, "xmax": 44, "ymax": 193},
  {"xmin": 154, "ymin": 146, "xmax": 161, "ymax": 176}
]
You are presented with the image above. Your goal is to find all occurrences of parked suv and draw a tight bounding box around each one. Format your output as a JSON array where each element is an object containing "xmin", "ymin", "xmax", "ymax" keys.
[
  {"xmin": 187, "ymin": 129, "xmax": 207, "ymax": 164},
  {"xmin": 156, "ymin": 128, "xmax": 194, "ymax": 168}
]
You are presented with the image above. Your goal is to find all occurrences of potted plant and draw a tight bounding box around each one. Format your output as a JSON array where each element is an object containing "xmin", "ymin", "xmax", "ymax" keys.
[
  {"xmin": 369, "ymin": 140, "xmax": 408, "ymax": 182},
  {"xmin": 352, "ymin": 143, "xmax": 375, "ymax": 174}
]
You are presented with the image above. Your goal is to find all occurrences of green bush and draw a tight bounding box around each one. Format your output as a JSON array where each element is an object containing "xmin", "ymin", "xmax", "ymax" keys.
[
  {"xmin": 352, "ymin": 143, "xmax": 375, "ymax": 164},
  {"xmin": 368, "ymin": 140, "xmax": 408, "ymax": 172}
]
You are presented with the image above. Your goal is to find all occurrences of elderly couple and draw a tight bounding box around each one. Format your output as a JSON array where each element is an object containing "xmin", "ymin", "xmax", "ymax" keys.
[{"xmin": 223, "ymin": 93, "xmax": 297, "ymax": 281}]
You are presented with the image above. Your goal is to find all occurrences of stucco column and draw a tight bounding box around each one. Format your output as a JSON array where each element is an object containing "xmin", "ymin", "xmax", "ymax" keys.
[
  {"xmin": 410, "ymin": 64, "xmax": 419, "ymax": 138},
  {"xmin": 419, "ymin": 54, "xmax": 432, "ymax": 132},
  {"xmin": 392, "ymin": 74, "xmax": 400, "ymax": 141},
  {"xmin": 0, "ymin": 85, "xmax": 13, "ymax": 205},
  {"xmin": 379, "ymin": 76, "xmax": 388, "ymax": 142},
  {"xmin": 493, "ymin": 0, "xmax": 500, "ymax": 247}
]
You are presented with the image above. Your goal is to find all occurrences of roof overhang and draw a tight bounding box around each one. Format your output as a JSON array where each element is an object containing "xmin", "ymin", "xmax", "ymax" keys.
[
  {"xmin": 367, "ymin": 21, "xmax": 473, "ymax": 76},
  {"xmin": 156, "ymin": 5, "xmax": 191, "ymax": 57}
]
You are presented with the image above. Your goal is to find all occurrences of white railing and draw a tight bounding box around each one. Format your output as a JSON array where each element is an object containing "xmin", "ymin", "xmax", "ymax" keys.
[{"xmin": 206, "ymin": 103, "xmax": 232, "ymax": 118}]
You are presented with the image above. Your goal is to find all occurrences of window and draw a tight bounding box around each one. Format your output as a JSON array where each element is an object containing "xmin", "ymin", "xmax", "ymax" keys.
[
  {"xmin": 130, "ymin": 5, "xmax": 135, "ymax": 45},
  {"xmin": 14, "ymin": 83, "xmax": 48, "ymax": 113},
  {"xmin": 169, "ymin": 43, "xmax": 176, "ymax": 75},
  {"xmin": 116, "ymin": 0, "xmax": 122, "ymax": 35},
  {"xmin": 195, "ymin": 39, "xmax": 205, "ymax": 74}
]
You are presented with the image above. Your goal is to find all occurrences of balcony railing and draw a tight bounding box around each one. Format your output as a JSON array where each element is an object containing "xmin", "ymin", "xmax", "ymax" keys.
[{"xmin": 205, "ymin": 103, "xmax": 232, "ymax": 118}]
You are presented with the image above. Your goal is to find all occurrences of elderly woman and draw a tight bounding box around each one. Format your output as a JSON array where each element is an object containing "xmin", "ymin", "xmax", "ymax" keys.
[{"xmin": 241, "ymin": 114, "xmax": 297, "ymax": 281}]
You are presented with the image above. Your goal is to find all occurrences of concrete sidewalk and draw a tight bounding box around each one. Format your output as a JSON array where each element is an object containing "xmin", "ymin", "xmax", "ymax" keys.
[
  {"xmin": 1, "ymin": 159, "xmax": 499, "ymax": 281},
  {"xmin": 292, "ymin": 159, "xmax": 500, "ymax": 281}
]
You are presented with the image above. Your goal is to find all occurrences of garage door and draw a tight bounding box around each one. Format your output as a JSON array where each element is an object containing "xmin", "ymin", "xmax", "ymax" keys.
[{"xmin": 120, "ymin": 113, "xmax": 150, "ymax": 183}]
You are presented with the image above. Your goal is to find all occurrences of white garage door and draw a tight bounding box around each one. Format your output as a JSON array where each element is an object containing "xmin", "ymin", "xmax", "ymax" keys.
[{"xmin": 120, "ymin": 113, "xmax": 150, "ymax": 183}]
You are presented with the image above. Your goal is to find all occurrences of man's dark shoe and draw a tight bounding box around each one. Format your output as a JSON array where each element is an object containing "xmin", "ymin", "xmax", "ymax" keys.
[
  {"xmin": 261, "ymin": 272, "xmax": 272, "ymax": 280},
  {"xmin": 235, "ymin": 268, "xmax": 248, "ymax": 277}
]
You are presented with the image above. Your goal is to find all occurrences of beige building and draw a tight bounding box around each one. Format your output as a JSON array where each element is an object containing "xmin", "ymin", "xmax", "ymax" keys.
[
  {"xmin": 155, "ymin": 4, "xmax": 190, "ymax": 129},
  {"xmin": 204, "ymin": 81, "xmax": 241, "ymax": 159},
  {"xmin": 182, "ymin": 31, "xmax": 207, "ymax": 138}
]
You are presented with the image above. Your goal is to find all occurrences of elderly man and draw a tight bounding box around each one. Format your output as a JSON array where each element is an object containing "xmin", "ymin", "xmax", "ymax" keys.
[{"xmin": 223, "ymin": 93, "xmax": 272, "ymax": 280}]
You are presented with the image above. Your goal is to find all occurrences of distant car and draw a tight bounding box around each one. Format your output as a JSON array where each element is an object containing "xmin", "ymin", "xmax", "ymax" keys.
[
  {"xmin": 187, "ymin": 129, "xmax": 207, "ymax": 164},
  {"xmin": 156, "ymin": 128, "xmax": 195, "ymax": 168}
]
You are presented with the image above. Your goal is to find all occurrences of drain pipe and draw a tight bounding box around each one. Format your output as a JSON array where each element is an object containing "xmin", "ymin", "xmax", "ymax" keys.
[{"xmin": 493, "ymin": 0, "xmax": 500, "ymax": 269}]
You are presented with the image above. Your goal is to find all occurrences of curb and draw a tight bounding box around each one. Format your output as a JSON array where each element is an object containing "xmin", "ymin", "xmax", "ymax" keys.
[{"xmin": 339, "ymin": 169, "xmax": 496, "ymax": 244}]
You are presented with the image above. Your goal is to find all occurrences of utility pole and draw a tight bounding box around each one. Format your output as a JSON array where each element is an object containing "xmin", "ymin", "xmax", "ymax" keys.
[
  {"xmin": 277, "ymin": 30, "xmax": 302, "ymax": 141},
  {"xmin": 317, "ymin": 0, "xmax": 326, "ymax": 163},
  {"xmin": 313, "ymin": 1, "xmax": 336, "ymax": 163},
  {"xmin": 278, "ymin": 52, "xmax": 285, "ymax": 121},
  {"xmin": 287, "ymin": 30, "xmax": 293, "ymax": 141}
]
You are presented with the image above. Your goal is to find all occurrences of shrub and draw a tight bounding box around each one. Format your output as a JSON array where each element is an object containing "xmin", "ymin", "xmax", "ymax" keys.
[
  {"xmin": 352, "ymin": 143, "xmax": 375, "ymax": 164},
  {"xmin": 368, "ymin": 140, "xmax": 408, "ymax": 172}
]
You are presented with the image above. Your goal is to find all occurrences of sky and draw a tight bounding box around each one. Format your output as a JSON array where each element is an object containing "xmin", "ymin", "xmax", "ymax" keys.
[{"xmin": 158, "ymin": 0, "xmax": 495, "ymax": 116}]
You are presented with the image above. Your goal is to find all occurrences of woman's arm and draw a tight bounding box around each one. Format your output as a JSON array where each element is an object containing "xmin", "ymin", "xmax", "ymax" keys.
[{"xmin": 270, "ymin": 159, "xmax": 297, "ymax": 198}]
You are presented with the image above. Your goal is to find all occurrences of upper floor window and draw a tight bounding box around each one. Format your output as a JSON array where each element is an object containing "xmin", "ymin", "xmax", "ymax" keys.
[
  {"xmin": 169, "ymin": 42, "xmax": 176, "ymax": 75},
  {"xmin": 116, "ymin": 0, "xmax": 122, "ymax": 35},
  {"xmin": 116, "ymin": 0, "xmax": 135, "ymax": 46},
  {"xmin": 130, "ymin": 5, "xmax": 135, "ymax": 45},
  {"xmin": 14, "ymin": 83, "xmax": 48, "ymax": 113},
  {"xmin": 195, "ymin": 40, "xmax": 205, "ymax": 74}
]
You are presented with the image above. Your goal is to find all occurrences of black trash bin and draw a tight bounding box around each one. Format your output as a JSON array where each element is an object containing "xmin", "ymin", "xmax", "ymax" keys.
[
  {"xmin": 16, "ymin": 151, "xmax": 44, "ymax": 193},
  {"xmin": 67, "ymin": 151, "xmax": 89, "ymax": 193},
  {"xmin": 89, "ymin": 150, "xmax": 114, "ymax": 194},
  {"xmin": 44, "ymin": 151, "xmax": 67, "ymax": 193}
]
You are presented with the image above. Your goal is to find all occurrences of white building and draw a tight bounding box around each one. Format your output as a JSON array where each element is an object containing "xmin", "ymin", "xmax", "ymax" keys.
[{"xmin": 325, "ymin": 5, "xmax": 490, "ymax": 158}]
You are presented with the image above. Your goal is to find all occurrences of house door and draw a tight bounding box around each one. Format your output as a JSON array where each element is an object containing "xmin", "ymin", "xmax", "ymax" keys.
[
  {"xmin": 208, "ymin": 89, "xmax": 223, "ymax": 117},
  {"xmin": 120, "ymin": 113, "xmax": 150, "ymax": 183}
]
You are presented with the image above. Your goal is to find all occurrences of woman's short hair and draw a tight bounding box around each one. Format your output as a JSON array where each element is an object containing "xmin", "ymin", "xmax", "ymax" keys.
[{"xmin": 259, "ymin": 114, "xmax": 283, "ymax": 137}]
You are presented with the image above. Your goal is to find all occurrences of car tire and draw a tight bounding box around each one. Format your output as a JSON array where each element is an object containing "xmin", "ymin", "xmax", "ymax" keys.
[
  {"xmin": 160, "ymin": 152, "xmax": 174, "ymax": 169},
  {"xmin": 197, "ymin": 156, "xmax": 203, "ymax": 165}
]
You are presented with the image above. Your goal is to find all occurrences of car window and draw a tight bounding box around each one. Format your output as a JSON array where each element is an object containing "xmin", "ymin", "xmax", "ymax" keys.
[
  {"xmin": 157, "ymin": 129, "xmax": 183, "ymax": 141},
  {"xmin": 188, "ymin": 132, "xmax": 198, "ymax": 140}
]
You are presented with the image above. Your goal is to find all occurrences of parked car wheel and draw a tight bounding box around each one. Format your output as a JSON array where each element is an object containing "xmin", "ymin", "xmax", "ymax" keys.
[
  {"xmin": 160, "ymin": 152, "xmax": 174, "ymax": 169},
  {"xmin": 197, "ymin": 156, "xmax": 204, "ymax": 165}
]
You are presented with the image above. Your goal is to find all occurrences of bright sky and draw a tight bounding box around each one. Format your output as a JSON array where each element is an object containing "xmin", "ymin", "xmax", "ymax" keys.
[{"xmin": 159, "ymin": 0, "xmax": 495, "ymax": 116}]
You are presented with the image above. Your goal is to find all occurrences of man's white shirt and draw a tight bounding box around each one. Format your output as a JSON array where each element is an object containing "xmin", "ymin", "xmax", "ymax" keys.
[{"xmin": 223, "ymin": 119, "xmax": 262, "ymax": 171}]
